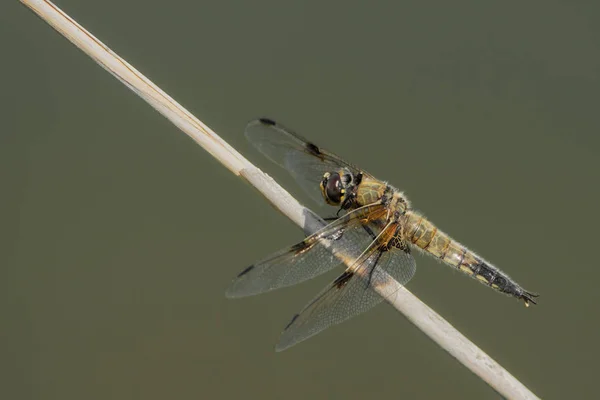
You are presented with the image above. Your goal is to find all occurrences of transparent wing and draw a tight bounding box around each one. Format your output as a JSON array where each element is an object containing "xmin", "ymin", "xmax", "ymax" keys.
[
  {"xmin": 245, "ymin": 118, "xmax": 374, "ymax": 205},
  {"xmin": 226, "ymin": 204, "xmax": 386, "ymax": 298},
  {"xmin": 276, "ymin": 223, "xmax": 416, "ymax": 351}
]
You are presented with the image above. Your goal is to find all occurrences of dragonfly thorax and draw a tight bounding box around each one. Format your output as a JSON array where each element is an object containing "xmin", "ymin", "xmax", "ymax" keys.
[{"xmin": 354, "ymin": 177, "xmax": 390, "ymax": 208}]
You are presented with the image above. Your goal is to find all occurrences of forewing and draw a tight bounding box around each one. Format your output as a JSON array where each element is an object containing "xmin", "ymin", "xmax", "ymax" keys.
[
  {"xmin": 226, "ymin": 204, "xmax": 386, "ymax": 298},
  {"xmin": 276, "ymin": 225, "xmax": 416, "ymax": 351},
  {"xmin": 245, "ymin": 118, "xmax": 374, "ymax": 205}
]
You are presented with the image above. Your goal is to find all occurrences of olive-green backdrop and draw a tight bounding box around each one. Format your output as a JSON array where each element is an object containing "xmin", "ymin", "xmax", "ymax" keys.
[{"xmin": 2, "ymin": 1, "xmax": 599, "ymax": 399}]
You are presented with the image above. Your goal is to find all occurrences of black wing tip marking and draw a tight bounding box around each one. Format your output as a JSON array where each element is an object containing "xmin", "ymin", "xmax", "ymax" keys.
[
  {"xmin": 258, "ymin": 117, "xmax": 277, "ymax": 126},
  {"xmin": 236, "ymin": 265, "xmax": 255, "ymax": 278},
  {"xmin": 254, "ymin": 117, "xmax": 322, "ymax": 158},
  {"xmin": 305, "ymin": 142, "xmax": 322, "ymax": 157},
  {"xmin": 283, "ymin": 313, "xmax": 300, "ymax": 331}
]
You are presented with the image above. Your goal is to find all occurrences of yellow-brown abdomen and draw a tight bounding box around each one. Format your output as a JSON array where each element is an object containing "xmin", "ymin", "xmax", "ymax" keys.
[{"xmin": 403, "ymin": 211, "xmax": 537, "ymax": 305}]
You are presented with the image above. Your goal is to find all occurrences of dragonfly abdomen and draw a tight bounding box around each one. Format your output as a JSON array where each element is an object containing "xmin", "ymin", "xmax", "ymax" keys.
[{"xmin": 403, "ymin": 212, "xmax": 537, "ymax": 306}]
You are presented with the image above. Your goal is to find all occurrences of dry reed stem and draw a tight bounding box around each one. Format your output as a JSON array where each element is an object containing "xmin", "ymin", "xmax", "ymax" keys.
[{"xmin": 19, "ymin": 1, "xmax": 539, "ymax": 399}]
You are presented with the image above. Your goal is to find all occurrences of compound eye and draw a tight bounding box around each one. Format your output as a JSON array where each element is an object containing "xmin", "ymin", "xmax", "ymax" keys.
[{"xmin": 324, "ymin": 173, "xmax": 343, "ymax": 204}]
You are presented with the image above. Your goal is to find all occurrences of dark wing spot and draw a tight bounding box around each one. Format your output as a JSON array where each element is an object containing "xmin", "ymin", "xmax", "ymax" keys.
[
  {"xmin": 305, "ymin": 142, "xmax": 322, "ymax": 157},
  {"xmin": 291, "ymin": 241, "xmax": 306, "ymax": 251},
  {"xmin": 333, "ymin": 270, "xmax": 354, "ymax": 289},
  {"xmin": 284, "ymin": 313, "xmax": 300, "ymax": 330},
  {"xmin": 362, "ymin": 224, "xmax": 377, "ymax": 240},
  {"xmin": 290, "ymin": 240, "xmax": 313, "ymax": 255},
  {"xmin": 258, "ymin": 117, "xmax": 276, "ymax": 126},
  {"xmin": 237, "ymin": 265, "xmax": 254, "ymax": 277}
]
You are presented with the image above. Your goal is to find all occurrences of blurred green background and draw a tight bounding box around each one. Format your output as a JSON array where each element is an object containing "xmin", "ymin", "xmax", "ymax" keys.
[{"xmin": 2, "ymin": 1, "xmax": 599, "ymax": 399}]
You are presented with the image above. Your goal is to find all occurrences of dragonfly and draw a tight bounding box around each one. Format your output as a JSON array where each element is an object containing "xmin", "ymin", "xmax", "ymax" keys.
[{"xmin": 226, "ymin": 118, "xmax": 538, "ymax": 351}]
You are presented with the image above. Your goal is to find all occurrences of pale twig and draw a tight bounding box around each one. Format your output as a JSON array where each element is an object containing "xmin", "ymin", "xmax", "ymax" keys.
[{"xmin": 20, "ymin": 1, "xmax": 539, "ymax": 399}]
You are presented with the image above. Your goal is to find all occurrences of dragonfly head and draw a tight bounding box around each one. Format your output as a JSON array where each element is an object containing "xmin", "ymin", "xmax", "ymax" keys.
[{"xmin": 320, "ymin": 171, "xmax": 353, "ymax": 206}]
